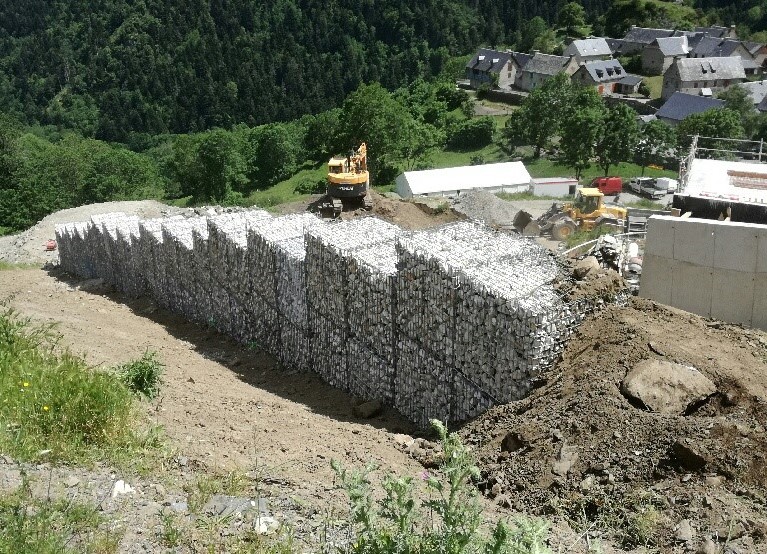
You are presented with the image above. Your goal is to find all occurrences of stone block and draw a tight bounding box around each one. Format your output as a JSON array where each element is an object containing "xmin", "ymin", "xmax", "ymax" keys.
[{"xmin": 645, "ymin": 216, "xmax": 675, "ymax": 260}]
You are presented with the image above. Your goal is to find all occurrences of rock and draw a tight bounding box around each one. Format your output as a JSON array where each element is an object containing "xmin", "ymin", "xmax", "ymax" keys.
[
  {"xmin": 393, "ymin": 433, "xmax": 414, "ymax": 447},
  {"xmin": 170, "ymin": 500, "xmax": 188, "ymax": 513},
  {"xmin": 698, "ymin": 538, "xmax": 717, "ymax": 554},
  {"xmin": 202, "ymin": 495, "xmax": 268, "ymax": 518},
  {"xmin": 621, "ymin": 359, "xmax": 716, "ymax": 414},
  {"xmin": 705, "ymin": 475, "xmax": 724, "ymax": 487},
  {"xmin": 573, "ymin": 257, "xmax": 600, "ymax": 280},
  {"xmin": 580, "ymin": 475, "xmax": 596, "ymax": 491},
  {"xmin": 176, "ymin": 456, "xmax": 189, "ymax": 467},
  {"xmin": 353, "ymin": 400, "xmax": 383, "ymax": 419},
  {"xmin": 676, "ymin": 519, "xmax": 694, "ymax": 543},
  {"xmin": 672, "ymin": 439, "xmax": 708, "ymax": 472},
  {"xmin": 253, "ymin": 515, "xmax": 279, "ymax": 535},
  {"xmin": 111, "ymin": 480, "xmax": 134, "ymax": 498},
  {"xmin": 552, "ymin": 443, "xmax": 579, "ymax": 477},
  {"xmin": 64, "ymin": 476, "xmax": 80, "ymax": 488},
  {"xmin": 500, "ymin": 431, "xmax": 527, "ymax": 453},
  {"xmin": 152, "ymin": 483, "xmax": 167, "ymax": 496}
]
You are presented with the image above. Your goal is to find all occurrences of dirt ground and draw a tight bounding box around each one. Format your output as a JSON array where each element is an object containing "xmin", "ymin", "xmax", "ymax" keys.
[{"xmin": 3, "ymin": 197, "xmax": 767, "ymax": 552}]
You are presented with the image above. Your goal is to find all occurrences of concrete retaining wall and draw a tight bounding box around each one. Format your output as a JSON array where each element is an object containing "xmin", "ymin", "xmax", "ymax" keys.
[{"xmin": 640, "ymin": 215, "xmax": 767, "ymax": 330}]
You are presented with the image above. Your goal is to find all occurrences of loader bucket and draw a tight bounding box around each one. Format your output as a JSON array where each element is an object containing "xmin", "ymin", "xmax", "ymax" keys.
[{"xmin": 512, "ymin": 210, "xmax": 534, "ymax": 234}]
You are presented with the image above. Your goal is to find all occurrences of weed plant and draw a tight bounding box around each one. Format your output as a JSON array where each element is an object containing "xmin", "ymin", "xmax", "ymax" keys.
[
  {"xmin": 0, "ymin": 473, "xmax": 118, "ymax": 553},
  {"xmin": 116, "ymin": 350, "xmax": 164, "ymax": 399},
  {"xmin": 0, "ymin": 310, "xmax": 154, "ymax": 464},
  {"xmin": 332, "ymin": 420, "xmax": 551, "ymax": 554}
]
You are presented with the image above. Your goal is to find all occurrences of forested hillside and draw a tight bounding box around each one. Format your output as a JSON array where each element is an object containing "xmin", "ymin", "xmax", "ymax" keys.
[{"xmin": 0, "ymin": 0, "xmax": 620, "ymax": 142}]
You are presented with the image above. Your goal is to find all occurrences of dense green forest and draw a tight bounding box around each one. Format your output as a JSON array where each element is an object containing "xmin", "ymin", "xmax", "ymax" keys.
[{"xmin": 2, "ymin": 0, "xmax": 767, "ymax": 234}]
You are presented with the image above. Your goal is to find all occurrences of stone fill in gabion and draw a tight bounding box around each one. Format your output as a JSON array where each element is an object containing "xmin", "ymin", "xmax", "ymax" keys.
[{"xmin": 56, "ymin": 211, "xmax": 627, "ymax": 428}]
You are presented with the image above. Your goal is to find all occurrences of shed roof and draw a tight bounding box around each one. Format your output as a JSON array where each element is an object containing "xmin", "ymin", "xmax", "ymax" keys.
[
  {"xmin": 566, "ymin": 38, "xmax": 612, "ymax": 57},
  {"xmin": 654, "ymin": 36, "xmax": 690, "ymax": 56},
  {"xmin": 656, "ymin": 92, "xmax": 724, "ymax": 122},
  {"xmin": 674, "ymin": 56, "xmax": 746, "ymax": 81},
  {"xmin": 618, "ymin": 74, "xmax": 643, "ymax": 86},
  {"xmin": 522, "ymin": 53, "xmax": 572, "ymax": 76},
  {"xmin": 466, "ymin": 48, "xmax": 512, "ymax": 73},
  {"xmin": 743, "ymin": 41, "xmax": 766, "ymax": 55},
  {"xmin": 579, "ymin": 59, "xmax": 626, "ymax": 82},
  {"xmin": 398, "ymin": 162, "xmax": 532, "ymax": 195}
]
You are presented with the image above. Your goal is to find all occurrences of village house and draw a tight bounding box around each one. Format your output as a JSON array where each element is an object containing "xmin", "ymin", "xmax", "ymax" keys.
[
  {"xmin": 693, "ymin": 25, "xmax": 738, "ymax": 39},
  {"xmin": 642, "ymin": 36, "xmax": 690, "ymax": 75},
  {"xmin": 689, "ymin": 37, "xmax": 761, "ymax": 76},
  {"xmin": 662, "ymin": 57, "xmax": 746, "ymax": 100},
  {"xmin": 744, "ymin": 41, "xmax": 767, "ymax": 71},
  {"xmin": 563, "ymin": 38, "xmax": 612, "ymax": 63},
  {"xmin": 571, "ymin": 59, "xmax": 628, "ymax": 94},
  {"xmin": 655, "ymin": 92, "xmax": 724, "ymax": 126},
  {"xmin": 516, "ymin": 52, "xmax": 578, "ymax": 92},
  {"xmin": 738, "ymin": 80, "xmax": 767, "ymax": 108},
  {"xmin": 465, "ymin": 49, "xmax": 513, "ymax": 89},
  {"xmin": 612, "ymin": 26, "xmax": 676, "ymax": 55}
]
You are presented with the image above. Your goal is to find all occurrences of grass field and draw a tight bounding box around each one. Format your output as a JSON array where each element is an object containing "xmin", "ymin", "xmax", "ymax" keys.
[{"xmin": 644, "ymin": 75, "xmax": 663, "ymax": 100}]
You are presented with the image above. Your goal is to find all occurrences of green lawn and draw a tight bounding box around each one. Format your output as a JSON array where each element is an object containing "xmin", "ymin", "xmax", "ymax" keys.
[
  {"xmin": 428, "ymin": 143, "xmax": 509, "ymax": 169},
  {"xmin": 644, "ymin": 75, "xmax": 663, "ymax": 100}
]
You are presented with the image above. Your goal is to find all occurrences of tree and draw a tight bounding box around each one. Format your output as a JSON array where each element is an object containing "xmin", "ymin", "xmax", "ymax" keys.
[
  {"xmin": 518, "ymin": 17, "xmax": 549, "ymax": 52},
  {"xmin": 338, "ymin": 83, "xmax": 437, "ymax": 184},
  {"xmin": 717, "ymin": 85, "xmax": 758, "ymax": 138},
  {"xmin": 635, "ymin": 119, "xmax": 676, "ymax": 175},
  {"xmin": 559, "ymin": 88, "xmax": 605, "ymax": 180},
  {"xmin": 504, "ymin": 73, "xmax": 572, "ymax": 158},
  {"xmin": 595, "ymin": 103, "xmax": 639, "ymax": 176},
  {"xmin": 195, "ymin": 130, "xmax": 248, "ymax": 202},
  {"xmin": 676, "ymin": 108, "xmax": 744, "ymax": 155},
  {"xmin": 246, "ymin": 123, "xmax": 302, "ymax": 189},
  {"xmin": 557, "ymin": 2, "xmax": 587, "ymax": 36}
]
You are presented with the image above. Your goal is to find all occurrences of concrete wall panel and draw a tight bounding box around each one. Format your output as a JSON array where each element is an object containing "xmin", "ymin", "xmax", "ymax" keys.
[
  {"xmin": 752, "ymin": 273, "xmax": 767, "ymax": 330},
  {"xmin": 757, "ymin": 227, "xmax": 767, "ymax": 274},
  {"xmin": 639, "ymin": 253, "xmax": 673, "ymax": 304},
  {"xmin": 673, "ymin": 219, "xmax": 715, "ymax": 267},
  {"xmin": 670, "ymin": 260, "xmax": 712, "ymax": 318},
  {"xmin": 714, "ymin": 224, "xmax": 758, "ymax": 273},
  {"xmin": 645, "ymin": 217, "xmax": 675, "ymax": 260},
  {"xmin": 711, "ymin": 269, "xmax": 754, "ymax": 326}
]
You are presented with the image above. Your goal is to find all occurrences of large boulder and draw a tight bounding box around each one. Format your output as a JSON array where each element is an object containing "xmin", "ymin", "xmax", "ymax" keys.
[{"xmin": 621, "ymin": 359, "xmax": 716, "ymax": 415}]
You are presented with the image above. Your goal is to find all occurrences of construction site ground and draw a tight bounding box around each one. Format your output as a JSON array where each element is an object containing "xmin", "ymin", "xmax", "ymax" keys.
[{"xmin": 1, "ymin": 199, "xmax": 766, "ymax": 553}]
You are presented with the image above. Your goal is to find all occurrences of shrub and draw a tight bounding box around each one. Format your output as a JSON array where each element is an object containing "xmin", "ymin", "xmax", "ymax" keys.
[
  {"xmin": 294, "ymin": 177, "xmax": 327, "ymax": 195},
  {"xmin": 447, "ymin": 117, "xmax": 496, "ymax": 150},
  {"xmin": 332, "ymin": 420, "xmax": 551, "ymax": 553},
  {"xmin": 116, "ymin": 350, "xmax": 164, "ymax": 400},
  {"xmin": 0, "ymin": 310, "xmax": 140, "ymax": 462}
]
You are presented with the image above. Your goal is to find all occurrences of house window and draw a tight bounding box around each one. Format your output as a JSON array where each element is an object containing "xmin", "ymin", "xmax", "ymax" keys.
[{"xmin": 694, "ymin": 82, "xmax": 698, "ymax": 88}]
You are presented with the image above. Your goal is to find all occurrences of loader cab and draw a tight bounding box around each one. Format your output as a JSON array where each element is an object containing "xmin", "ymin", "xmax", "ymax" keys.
[{"xmin": 572, "ymin": 188, "xmax": 603, "ymax": 217}]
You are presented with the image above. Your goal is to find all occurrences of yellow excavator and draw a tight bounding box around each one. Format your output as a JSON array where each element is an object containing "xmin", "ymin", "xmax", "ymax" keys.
[
  {"xmin": 311, "ymin": 143, "xmax": 373, "ymax": 218},
  {"xmin": 513, "ymin": 188, "xmax": 628, "ymax": 240}
]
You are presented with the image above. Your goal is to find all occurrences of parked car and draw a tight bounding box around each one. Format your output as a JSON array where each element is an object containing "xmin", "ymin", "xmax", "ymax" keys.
[
  {"xmin": 628, "ymin": 177, "xmax": 667, "ymax": 199},
  {"xmin": 590, "ymin": 176, "xmax": 623, "ymax": 195}
]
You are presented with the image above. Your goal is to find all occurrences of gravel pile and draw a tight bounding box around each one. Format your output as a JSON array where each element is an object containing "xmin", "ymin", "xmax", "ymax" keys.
[{"xmin": 450, "ymin": 190, "xmax": 520, "ymax": 227}]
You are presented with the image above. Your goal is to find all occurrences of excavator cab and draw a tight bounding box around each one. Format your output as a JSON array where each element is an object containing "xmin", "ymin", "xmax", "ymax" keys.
[{"xmin": 309, "ymin": 143, "xmax": 373, "ymax": 219}]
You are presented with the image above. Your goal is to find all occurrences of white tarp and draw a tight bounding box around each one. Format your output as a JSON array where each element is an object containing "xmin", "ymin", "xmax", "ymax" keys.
[{"xmin": 395, "ymin": 162, "xmax": 532, "ymax": 198}]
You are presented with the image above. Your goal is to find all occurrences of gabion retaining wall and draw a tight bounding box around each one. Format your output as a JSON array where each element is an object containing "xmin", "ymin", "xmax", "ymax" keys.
[{"xmin": 56, "ymin": 211, "xmax": 625, "ymax": 427}]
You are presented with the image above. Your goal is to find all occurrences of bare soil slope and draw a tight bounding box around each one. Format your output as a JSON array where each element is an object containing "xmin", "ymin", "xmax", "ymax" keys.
[{"xmin": 458, "ymin": 298, "xmax": 767, "ymax": 551}]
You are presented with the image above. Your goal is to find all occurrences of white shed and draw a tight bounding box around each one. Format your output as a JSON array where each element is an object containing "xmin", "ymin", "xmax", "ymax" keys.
[
  {"xmin": 531, "ymin": 177, "xmax": 580, "ymax": 197},
  {"xmin": 394, "ymin": 162, "xmax": 532, "ymax": 198}
]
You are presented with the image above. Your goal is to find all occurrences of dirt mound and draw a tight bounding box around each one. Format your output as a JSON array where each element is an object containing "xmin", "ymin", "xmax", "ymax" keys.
[
  {"xmin": 451, "ymin": 190, "xmax": 520, "ymax": 228},
  {"xmin": 455, "ymin": 298, "xmax": 767, "ymax": 550}
]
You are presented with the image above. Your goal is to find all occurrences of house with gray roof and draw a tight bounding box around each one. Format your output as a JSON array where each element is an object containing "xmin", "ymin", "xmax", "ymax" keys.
[
  {"xmin": 662, "ymin": 57, "xmax": 746, "ymax": 100},
  {"xmin": 689, "ymin": 38, "xmax": 761, "ymax": 76},
  {"xmin": 516, "ymin": 52, "xmax": 578, "ymax": 92},
  {"xmin": 737, "ymin": 80, "xmax": 767, "ymax": 107},
  {"xmin": 563, "ymin": 38, "xmax": 612, "ymax": 63},
  {"xmin": 642, "ymin": 36, "xmax": 690, "ymax": 75},
  {"xmin": 571, "ymin": 59, "xmax": 628, "ymax": 94},
  {"xmin": 694, "ymin": 25, "xmax": 737, "ymax": 40},
  {"xmin": 465, "ymin": 49, "xmax": 514, "ymax": 89},
  {"xmin": 744, "ymin": 41, "xmax": 767, "ymax": 70},
  {"xmin": 656, "ymin": 92, "xmax": 724, "ymax": 126},
  {"xmin": 617, "ymin": 26, "xmax": 677, "ymax": 55}
]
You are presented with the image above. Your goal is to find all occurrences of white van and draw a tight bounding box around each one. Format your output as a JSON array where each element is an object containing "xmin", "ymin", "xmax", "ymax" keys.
[{"xmin": 655, "ymin": 177, "xmax": 678, "ymax": 193}]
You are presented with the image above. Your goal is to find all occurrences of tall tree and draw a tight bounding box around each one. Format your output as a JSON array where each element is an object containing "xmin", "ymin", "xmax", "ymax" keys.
[
  {"xmin": 635, "ymin": 119, "xmax": 677, "ymax": 175},
  {"xmin": 504, "ymin": 73, "xmax": 572, "ymax": 158},
  {"xmin": 595, "ymin": 103, "xmax": 639, "ymax": 176},
  {"xmin": 559, "ymin": 87, "xmax": 605, "ymax": 180},
  {"xmin": 676, "ymin": 109, "xmax": 744, "ymax": 156},
  {"xmin": 557, "ymin": 2, "xmax": 587, "ymax": 36}
]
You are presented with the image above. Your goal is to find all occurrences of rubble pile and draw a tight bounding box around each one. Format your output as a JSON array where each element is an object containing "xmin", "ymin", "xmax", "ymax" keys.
[{"xmin": 56, "ymin": 212, "xmax": 627, "ymax": 426}]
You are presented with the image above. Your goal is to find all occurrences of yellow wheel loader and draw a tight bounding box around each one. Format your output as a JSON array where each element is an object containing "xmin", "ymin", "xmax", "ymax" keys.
[{"xmin": 512, "ymin": 188, "xmax": 628, "ymax": 241}]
